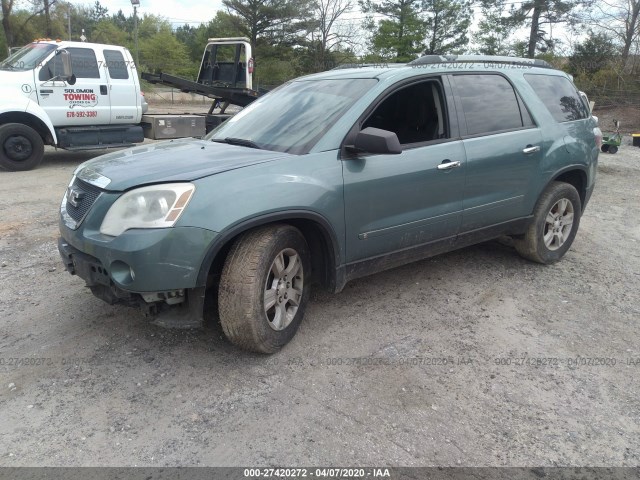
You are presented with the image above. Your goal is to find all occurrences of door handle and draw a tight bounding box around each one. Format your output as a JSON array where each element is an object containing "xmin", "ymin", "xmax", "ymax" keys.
[
  {"xmin": 100, "ymin": 85, "xmax": 108, "ymax": 95},
  {"xmin": 523, "ymin": 145, "xmax": 541, "ymax": 154},
  {"xmin": 437, "ymin": 160, "xmax": 461, "ymax": 170}
]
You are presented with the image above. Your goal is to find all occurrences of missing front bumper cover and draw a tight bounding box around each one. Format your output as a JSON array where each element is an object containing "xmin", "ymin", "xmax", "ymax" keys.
[{"xmin": 58, "ymin": 237, "xmax": 205, "ymax": 328}]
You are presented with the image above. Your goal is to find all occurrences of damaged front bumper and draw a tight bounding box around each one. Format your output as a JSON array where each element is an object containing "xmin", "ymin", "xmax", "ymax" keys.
[{"xmin": 58, "ymin": 237, "xmax": 209, "ymax": 328}]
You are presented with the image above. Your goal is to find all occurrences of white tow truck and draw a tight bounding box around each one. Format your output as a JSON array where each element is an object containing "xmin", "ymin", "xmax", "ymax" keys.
[
  {"xmin": 0, "ymin": 40, "xmax": 149, "ymax": 171},
  {"xmin": 0, "ymin": 38, "xmax": 261, "ymax": 171}
]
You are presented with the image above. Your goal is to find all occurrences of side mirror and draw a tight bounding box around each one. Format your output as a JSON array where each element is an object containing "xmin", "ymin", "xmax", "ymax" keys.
[
  {"xmin": 347, "ymin": 127, "xmax": 402, "ymax": 155},
  {"xmin": 57, "ymin": 49, "xmax": 74, "ymax": 83}
]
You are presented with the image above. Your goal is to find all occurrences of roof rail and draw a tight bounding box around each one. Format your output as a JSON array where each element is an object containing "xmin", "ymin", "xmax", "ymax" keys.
[
  {"xmin": 331, "ymin": 62, "xmax": 405, "ymax": 70},
  {"xmin": 408, "ymin": 55, "xmax": 553, "ymax": 69}
]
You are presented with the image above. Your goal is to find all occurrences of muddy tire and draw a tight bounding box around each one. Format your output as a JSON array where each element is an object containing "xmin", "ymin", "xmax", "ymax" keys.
[
  {"xmin": 0, "ymin": 123, "xmax": 45, "ymax": 171},
  {"xmin": 515, "ymin": 181, "xmax": 582, "ymax": 264},
  {"xmin": 218, "ymin": 224, "xmax": 310, "ymax": 353}
]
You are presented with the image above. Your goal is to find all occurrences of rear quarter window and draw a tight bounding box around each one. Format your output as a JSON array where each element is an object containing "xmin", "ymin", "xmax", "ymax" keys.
[{"xmin": 524, "ymin": 74, "xmax": 589, "ymax": 122}]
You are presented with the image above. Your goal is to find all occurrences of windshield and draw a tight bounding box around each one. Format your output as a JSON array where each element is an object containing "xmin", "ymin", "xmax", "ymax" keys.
[
  {"xmin": 206, "ymin": 78, "xmax": 378, "ymax": 154},
  {"xmin": 0, "ymin": 43, "xmax": 57, "ymax": 71}
]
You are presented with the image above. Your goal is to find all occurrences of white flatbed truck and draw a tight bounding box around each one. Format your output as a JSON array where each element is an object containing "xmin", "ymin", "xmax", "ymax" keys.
[{"xmin": 0, "ymin": 38, "xmax": 261, "ymax": 171}]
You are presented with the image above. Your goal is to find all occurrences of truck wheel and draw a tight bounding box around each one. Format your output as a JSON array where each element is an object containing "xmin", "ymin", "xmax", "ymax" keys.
[
  {"xmin": 515, "ymin": 181, "xmax": 581, "ymax": 264},
  {"xmin": 0, "ymin": 123, "xmax": 45, "ymax": 171},
  {"xmin": 218, "ymin": 224, "xmax": 310, "ymax": 353}
]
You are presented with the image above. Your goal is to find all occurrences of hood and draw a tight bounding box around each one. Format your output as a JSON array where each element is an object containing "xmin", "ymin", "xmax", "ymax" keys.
[
  {"xmin": 76, "ymin": 138, "xmax": 293, "ymax": 191},
  {"xmin": 0, "ymin": 70, "xmax": 36, "ymax": 99}
]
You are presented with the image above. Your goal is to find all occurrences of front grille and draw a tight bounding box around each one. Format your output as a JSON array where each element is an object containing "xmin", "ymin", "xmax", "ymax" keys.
[{"xmin": 66, "ymin": 178, "xmax": 102, "ymax": 224}]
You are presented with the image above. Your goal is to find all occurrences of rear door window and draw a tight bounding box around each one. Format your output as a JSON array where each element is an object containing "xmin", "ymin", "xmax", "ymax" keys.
[
  {"xmin": 104, "ymin": 50, "xmax": 129, "ymax": 80},
  {"xmin": 453, "ymin": 74, "xmax": 530, "ymax": 136},
  {"xmin": 524, "ymin": 74, "xmax": 589, "ymax": 122}
]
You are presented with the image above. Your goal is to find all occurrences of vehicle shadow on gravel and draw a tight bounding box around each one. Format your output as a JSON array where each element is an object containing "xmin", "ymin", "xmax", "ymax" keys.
[
  {"xmin": 137, "ymin": 240, "xmax": 528, "ymax": 356},
  {"xmin": 68, "ymin": 238, "xmax": 527, "ymax": 365}
]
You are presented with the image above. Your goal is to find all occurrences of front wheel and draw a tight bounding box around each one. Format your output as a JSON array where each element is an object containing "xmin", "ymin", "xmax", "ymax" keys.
[
  {"xmin": 218, "ymin": 224, "xmax": 311, "ymax": 353},
  {"xmin": 0, "ymin": 123, "xmax": 45, "ymax": 171},
  {"xmin": 608, "ymin": 145, "xmax": 618, "ymax": 154},
  {"xmin": 515, "ymin": 182, "xmax": 582, "ymax": 264}
]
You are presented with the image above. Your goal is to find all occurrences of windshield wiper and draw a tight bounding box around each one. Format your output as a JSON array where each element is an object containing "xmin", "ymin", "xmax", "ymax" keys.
[{"xmin": 212, "ymin": 137, "xmax": 262, "ymax": 149}]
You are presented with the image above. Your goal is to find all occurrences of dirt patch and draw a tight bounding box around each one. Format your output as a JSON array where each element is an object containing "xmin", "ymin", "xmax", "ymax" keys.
[
  {"xmin": 597, "ymin": 164, "xmax": 622, "ymax": 175},
  {"xmin": 593, "ymin": 105, "xmax": 640, "ymax": 134},
  {"xmin": 0, "ymin": 222, "xmax": 27, "ymax": 236}
]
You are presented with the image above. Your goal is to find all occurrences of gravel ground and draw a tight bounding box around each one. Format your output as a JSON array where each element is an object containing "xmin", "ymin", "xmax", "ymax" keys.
[{"xmin": 0, "ymin": 139, "xmax": 639, "ymax": 467}]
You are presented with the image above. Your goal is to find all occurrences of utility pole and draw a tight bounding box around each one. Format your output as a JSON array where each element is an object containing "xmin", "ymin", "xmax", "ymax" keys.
[
  {"xmin": 67, "ymin": 4, "xmax": 71, "ymax": 40},
  {"xmin": 131, "ymin": 0, "xmax": 140, "ymax": 68}
]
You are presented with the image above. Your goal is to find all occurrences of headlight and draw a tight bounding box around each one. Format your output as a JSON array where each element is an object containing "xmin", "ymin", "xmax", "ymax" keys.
[{"xmin": 100, "ymin": 183, "xmax": 195, "ymax": 237}]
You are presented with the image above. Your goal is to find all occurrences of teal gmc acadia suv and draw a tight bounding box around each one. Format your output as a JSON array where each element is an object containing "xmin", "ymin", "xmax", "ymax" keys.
[{"xmin": 58, "ymin": 55, "xmax": 602, "ymax": 353}]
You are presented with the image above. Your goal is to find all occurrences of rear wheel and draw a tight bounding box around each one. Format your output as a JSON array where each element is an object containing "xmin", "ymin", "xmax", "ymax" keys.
[
  {"xmin": 0, "ymin": 123, "xmax": 45, "ymax": 171},
  {"xmin": 601, "ymin": 144, "xmax": 609, "ymax": 153},
  {"xmin": 515, "ymin": 182, "xmax": 581, "ymax": 264},
  {"xmin": 218, "ymin": 224, "xmax": 310, "ymax": 353}
]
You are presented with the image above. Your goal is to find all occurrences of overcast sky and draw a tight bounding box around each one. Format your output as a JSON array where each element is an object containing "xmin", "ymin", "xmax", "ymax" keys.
[{"xmin": 69, "ymin": 0, "xmax": 225, "ymax": 26}]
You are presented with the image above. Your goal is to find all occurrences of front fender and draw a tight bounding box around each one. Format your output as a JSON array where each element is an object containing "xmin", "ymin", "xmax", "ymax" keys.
[
  {"xmin": 177, "ymin": 150, "xmax": 346, "ymax": 287},
  {"xmin": 0, "ymin": 94, "xmax": 31, "ymax": 114},
  {"xmin": 0, "ymin": 97, "xmax": 57, "ymax": 144},
  {"xmin": 180, "ymin": 151, "xmax": 345, "ymax": 231},
  {"xmin": 25, "ymin": 99, "xmax": 57, "ymax": 144}
]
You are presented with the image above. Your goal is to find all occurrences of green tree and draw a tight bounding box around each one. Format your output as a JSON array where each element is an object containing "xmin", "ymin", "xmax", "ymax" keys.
[
  {"xmin": 222, "ymin": 0, "xmax": 311, "ymax": 58},
  {"xmin": 175, "ymin": 24, "xmax": 197, "ymax": 53},
  {"xmin": 90, "ymin": 0, "xmax": 108, "ymax": 21},
  {"xmin": 177, "ymin": 11, "xmax": 242, "ymax": 63},
  {"xmin": 204, "ymin": 10, "xmax": 241, "ymax": 38},
  {"xmin": 17, "ymin": 1, "xmax": 72, "ymax": 42},
  {"xmin": 422, "ymin": 0, "xmax": 472, "ymax": 54},
  {"xmin": 53, "ymin": 2, "xmax": 98, "ymax": 42},
  {"xmin": 25, "ymin": 0, "xmax": 58, "ymax": 37},
  {"xmin": 0, "ymin": 29, "xmax": 7, "ymax": 59},
  {"xmin": 9, "ymin": 10, "xmax": 44, "ymax": 46},
  {"xmin": 361, "ymin": 0, "xmax": 425, "ymax": 62},
  {"xmin": 509, "ymin": 0, "xmax": 583, "ymax": 57},
  {"xmin": 569, "ymin": 31, "xmax": 617, "ymax": 75},
  {"xmin": 91, "ymin": 18, "xmax": 129, "ymax": 46},
  {"xmin": 137, "ymin": 14, "xmax": 172, "ymax": 40},
  {"xmin": 139, "ymin": 30, "xmax": 193, "ymax": 76},
  {"xmin": 2, "ymin": 0, "xmax": 18, "ymax": 47},
  {"xmin": 474, "ymin": 0, "xmax": 517, "ymax": 55},
  {"xmin": 111, "ymin": 9, "xmax": 134, "ymax": 34}
]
